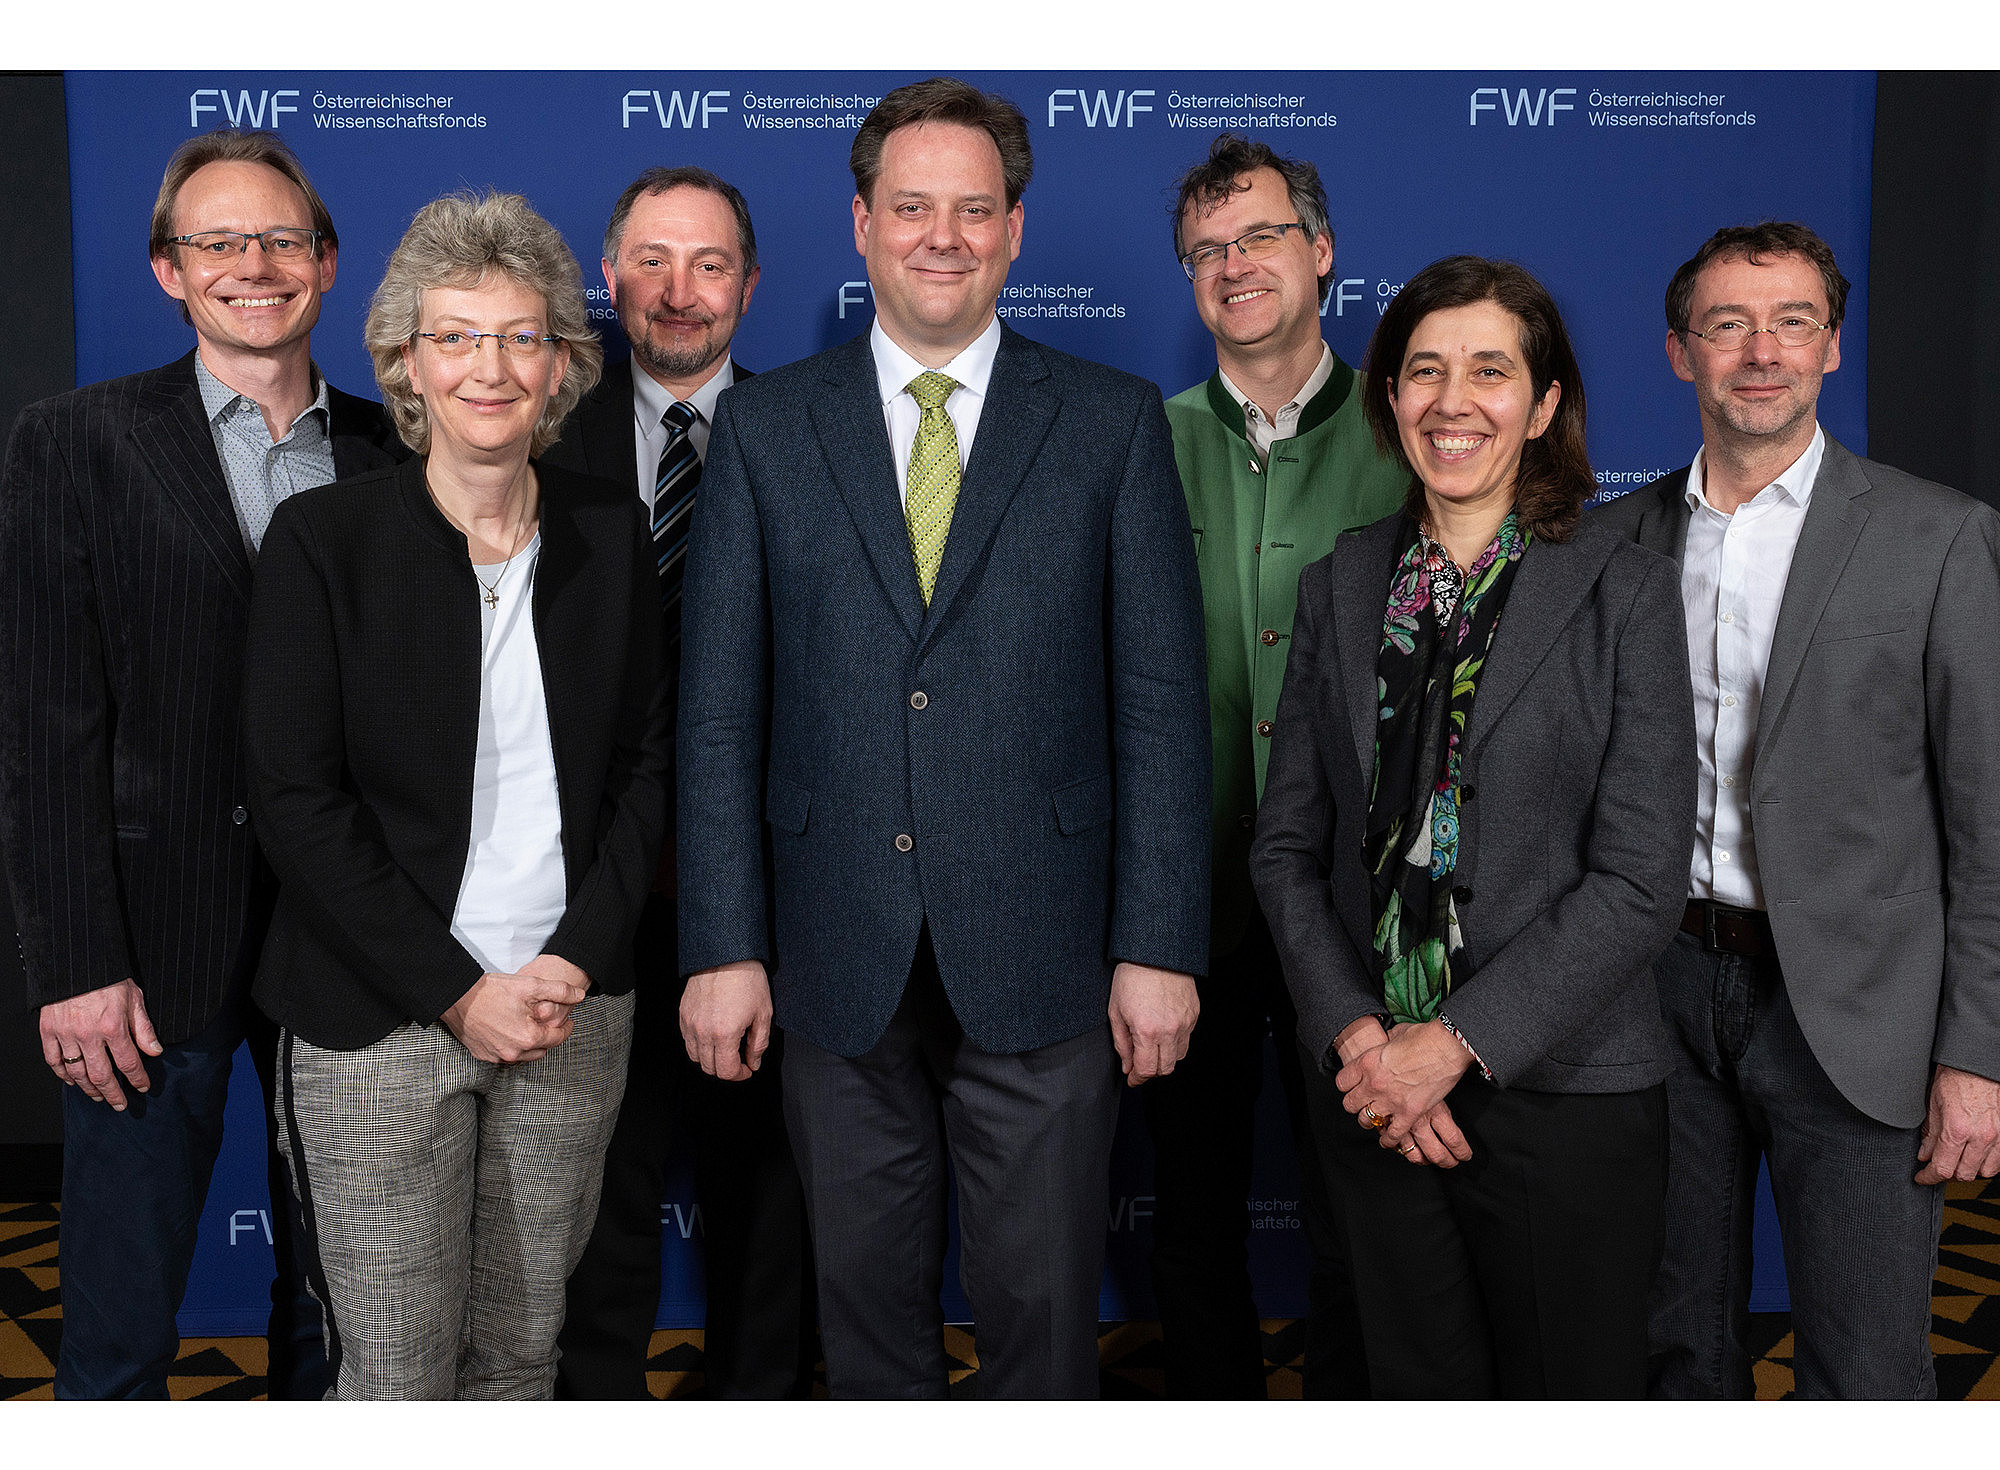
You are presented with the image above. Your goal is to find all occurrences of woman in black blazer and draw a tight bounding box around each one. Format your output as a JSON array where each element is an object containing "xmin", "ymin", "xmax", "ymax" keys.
[
  {"xmin": 243, "ymin": 190, "xmax": 667, "ymax": 1400},
  {"xmin": 1250, "ymin": 256, "xmax": 1696, "ymax": 1397}
]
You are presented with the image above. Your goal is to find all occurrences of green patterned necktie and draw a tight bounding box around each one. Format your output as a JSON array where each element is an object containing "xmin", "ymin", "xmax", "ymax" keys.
[{"xmin": 904, "ymin": 371, "xmax": 962, "ymax": 604}]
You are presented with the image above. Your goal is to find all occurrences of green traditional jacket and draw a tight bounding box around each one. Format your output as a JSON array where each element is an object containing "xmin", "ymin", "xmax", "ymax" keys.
[{"xmin": 1166, "ymin": 353, "xmax": 1409, "ymax": 957}]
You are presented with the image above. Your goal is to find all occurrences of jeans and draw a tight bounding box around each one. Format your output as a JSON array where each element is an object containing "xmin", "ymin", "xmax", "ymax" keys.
[
  {"xmin": 1648, "ymin": 929, "xmax": 1943, "ymax": 1399},
  {"xmin": 55, "ymin": 991, "xmax": 323, "ymax": 1399}
]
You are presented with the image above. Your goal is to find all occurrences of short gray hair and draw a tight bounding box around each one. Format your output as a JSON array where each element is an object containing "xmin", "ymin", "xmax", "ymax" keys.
[{"xmin": 364, "ymin": 189, "xmax": 602, "ymax": 457}]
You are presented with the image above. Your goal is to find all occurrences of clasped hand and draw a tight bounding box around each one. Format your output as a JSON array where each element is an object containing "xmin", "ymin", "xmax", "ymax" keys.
[
  {"xmin": 442, "ymin": 954, "xmax": 590, "ymax": 1064},
  {"xmin": 1333, "ymin": 1016, "xmax": 1475, "ymax": 1168}
]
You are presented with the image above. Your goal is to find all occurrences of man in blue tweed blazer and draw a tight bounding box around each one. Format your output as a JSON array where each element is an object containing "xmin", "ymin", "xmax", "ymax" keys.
[{"xmin": 675, "ymin": 78, "xmax": 1211, "ymax": 1398}]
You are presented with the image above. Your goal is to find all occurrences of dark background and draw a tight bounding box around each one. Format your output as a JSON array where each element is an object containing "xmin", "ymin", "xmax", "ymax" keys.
[{"xmin": 1, "ymin": 70, "xmax": 1995, "ymax": 1197}]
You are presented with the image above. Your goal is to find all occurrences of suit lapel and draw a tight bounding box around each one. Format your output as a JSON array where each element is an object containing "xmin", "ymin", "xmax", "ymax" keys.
[
  {"xmin": 1329, "ymin": 518, "xmax": 1401, "ymax": 783},
  {"xmin": 127, "ymin": 354, "xmax": 252, "ymax": 599},
  {"xmin": 1754, "ymin": 437, "xmax": 1871, "ymax": 753},
  {"xmin": 1632, "ymin": 470, "xmax": 1692, "ymax": 565},
  {"xmin": 919, "ymin": 327, "xmax": 1056, "ymax": 645},
  {"xmin": 1467, "ymin": 529, "xmax": 1615, "ymax": 752},
  {"xmin": 810, "ymin": 335, "xmax": 926, "ymax": 640},
  {"xmin": 585, "ymin": 360, "xmax": 640, "ymax": 492}
]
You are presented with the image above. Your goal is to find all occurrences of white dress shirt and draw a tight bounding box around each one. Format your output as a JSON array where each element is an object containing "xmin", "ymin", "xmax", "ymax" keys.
[
  {"xmin": 870, "ymin": 315, "xmax": 1002, "ymax": 509},
  {"xmin": 1681, "ymin": 424, "xmax": 1826, "ymax": 909},
  {"xmin": 1218, "ymin": 340, "xmax": 1334, "ymax": 467},
  {"xmin": 449, "ymin": 534, "xmax": 568, "ymax": 974},
  {"xmin": 630, "ymin": 356, "xmax": 735, "ymax": 510}
]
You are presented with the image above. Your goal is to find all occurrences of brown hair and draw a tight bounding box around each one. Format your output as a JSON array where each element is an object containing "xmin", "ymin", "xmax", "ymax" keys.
[
  {"xmin": 850, "ymin": 77, "xmax": 1033, "ymax": 209},
  {"xmin": 148, "ymin": 130, "xmax": 337, "ymax": 262},
  {"xmin": 601, "ymin": 164, "xmax": 758, "ymax": 274},
  {"xmin": 1170, "ymin": 133, "xmax": 1334, "ymax": 305},
  {"xmin": 1361, "ymin": 255, "xmax": 1593, "ymax": 544},
  {"xmin": 1664, "ymin": 220, "xmax": 1850, "ymax": 336}
]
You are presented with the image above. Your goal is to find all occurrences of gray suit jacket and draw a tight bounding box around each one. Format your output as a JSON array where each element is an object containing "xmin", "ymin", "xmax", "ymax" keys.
[
  {"xmin": 1595, "ymin": 434, "xmax": 2000, "ymax": 1126},
  {"xmin": 1250, "ymin": 513, "xmax": 1697, "ymax": 1093}
]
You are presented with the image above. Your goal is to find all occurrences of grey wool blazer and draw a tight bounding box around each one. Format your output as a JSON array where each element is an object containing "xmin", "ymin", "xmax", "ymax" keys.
[
  {"xmin": 1250, "ymin": 511, "xmax": 1698, "ymax": 1093},
  {"xmin": 1595, "ymin": 434, "xmax": 2000, "ymax": 1127}
]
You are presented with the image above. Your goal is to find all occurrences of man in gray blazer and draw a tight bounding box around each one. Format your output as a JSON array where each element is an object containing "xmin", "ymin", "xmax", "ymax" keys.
[
  {"xmin": 1597, "ymin": 221, "xmax": 2000, "ymax": 1398},
  {"xmin": 675, "ymin": 77, "xmax": 1210, "ymax": 1398}
]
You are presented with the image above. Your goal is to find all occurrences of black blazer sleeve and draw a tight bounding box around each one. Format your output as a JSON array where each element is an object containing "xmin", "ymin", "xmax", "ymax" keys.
[
  {"xmin": 0, "ymin": 395, "xmax": 136, "ymax": 1005},
  {"xmin": 242, "ymin": 494, "xmax": 486, "ymax": 1023}
]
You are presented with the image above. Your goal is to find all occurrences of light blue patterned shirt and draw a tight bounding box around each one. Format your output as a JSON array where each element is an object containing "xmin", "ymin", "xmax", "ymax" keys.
[{"xmin": 193, "ymin": 354, "xmax": 336, "ymax": 556}]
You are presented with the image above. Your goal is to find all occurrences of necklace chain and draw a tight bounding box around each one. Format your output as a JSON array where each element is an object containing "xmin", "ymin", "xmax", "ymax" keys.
[{"xmin": 473, "ymin": 512, "xmax": 534, "ymax": 609}]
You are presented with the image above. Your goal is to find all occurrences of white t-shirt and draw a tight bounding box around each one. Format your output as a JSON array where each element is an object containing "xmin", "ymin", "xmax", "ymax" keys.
[{"xmin": 449, "ymin": 533, "xmax": 568, "ymax": 974}]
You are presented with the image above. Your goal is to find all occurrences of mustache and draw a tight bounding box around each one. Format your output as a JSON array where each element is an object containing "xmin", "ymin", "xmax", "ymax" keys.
[{"xmin": 646, "ymin": 308, "xmax": 717, "ymax": 328}]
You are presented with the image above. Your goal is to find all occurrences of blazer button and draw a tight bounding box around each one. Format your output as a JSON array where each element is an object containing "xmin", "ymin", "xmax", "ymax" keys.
[
  {"xmin": 1259, "ymin": 629, "xmax": 1280, "ymax": 647},
  {"xmin": 1238, "ymin": 813, "xmax": 1254, "ymax": 830},
  {"xmin": 894, "ymin": 833, "xmax": 914, "ymax": 853},
  {"xmin": 1452, "ymin": 884, "xmax": 1474, "ymax": 904},
  {"xmin": 232, "ymin": 806, "xmax": 249, "ymax": 826},
  {"xmin": 1256, "ymin": 720, "xmax": 1274, "ymax": 738},
  {"xmin": 909, "ymin": 691, "xmax": 928, "ymax": 710},
  {"xmin": 1459, "ymin": 784, "xmax": 1476, "ymax": 802}
]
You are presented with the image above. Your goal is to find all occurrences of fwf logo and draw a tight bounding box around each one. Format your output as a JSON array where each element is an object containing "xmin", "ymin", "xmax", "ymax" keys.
[
  {"xmin": 188, "ymin": 89, "xmax": 300, "ymax": 130},
  {"xmin": 1468, "ymin": 87, "xmax": 1577, "ymax": 126},
  {"xmin": 1046, "ymin": 89, "xmax": 1156, "ymax": 128},
  {"xmin": 622, "ymin": 89, "xmax": 731, "ymax": 129}
]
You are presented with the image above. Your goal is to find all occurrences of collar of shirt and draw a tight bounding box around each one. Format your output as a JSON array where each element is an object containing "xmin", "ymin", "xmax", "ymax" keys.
[
  {"xmin": 194, "ymin": 352, "xmax": 330, "ymax": 444},
  {"xmin": 1684, "ymin": 422, "xmax": 1825, "ymax": 522},
  {"xmin": 871, "ymin": 315, "xmax": 1002, "ymax": 508},
  {"xmin": 1218, "ymin": 340, "xmax": 1334, "ymax": 463},
  {"xmin": 632, "ymin": 355, "xmax": 734, "ymax": 498}
]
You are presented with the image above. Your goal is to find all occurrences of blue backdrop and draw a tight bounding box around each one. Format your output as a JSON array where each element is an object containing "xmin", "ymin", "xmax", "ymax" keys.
[{"xmin": 60, "ymin": 69, "xmax": 1870, "ymax": 1334}]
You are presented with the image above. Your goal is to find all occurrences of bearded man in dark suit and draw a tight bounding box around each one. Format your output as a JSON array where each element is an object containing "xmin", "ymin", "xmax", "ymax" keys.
[
  {"xmin": 0, "ymin": 129, "xmax": 403, "ymax": 1399},
  {"xmin": 545, "ymin": 165, "xmax": 818, "ymax": 1400}
]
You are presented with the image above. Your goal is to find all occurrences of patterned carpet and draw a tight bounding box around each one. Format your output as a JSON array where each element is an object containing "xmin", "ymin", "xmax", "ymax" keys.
[{"xmin": 4, "ymin": 1176, "xmax": 1996, "ymax": 1399}]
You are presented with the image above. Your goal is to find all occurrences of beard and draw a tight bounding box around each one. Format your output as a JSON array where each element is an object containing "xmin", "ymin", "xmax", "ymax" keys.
[{"xmin": 628, "ymin": 311, "xmax": 729, "ymax": 382}]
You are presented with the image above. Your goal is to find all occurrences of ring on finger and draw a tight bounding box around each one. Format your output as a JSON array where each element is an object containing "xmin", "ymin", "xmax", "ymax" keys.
[
  {"xmin": 61, "ymin": 1052, "xmax": 84, "ymax": 1065},
  {"xmin": 1400, "ymin": 1142, "xmax": 1418, "ymax": 1154},
  {"xmin": 1361, "ymin": 1105, "xmax": 1389, "ymax": 1131}
]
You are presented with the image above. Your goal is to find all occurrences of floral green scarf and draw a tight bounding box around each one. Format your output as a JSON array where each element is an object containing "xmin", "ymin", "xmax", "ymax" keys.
[{"xmin": 1365, "ymin": 510, "xmax": 1530, "ymax": 1023}]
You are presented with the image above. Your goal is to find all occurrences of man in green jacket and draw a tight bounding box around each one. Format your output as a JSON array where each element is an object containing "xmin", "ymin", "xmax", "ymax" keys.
[{"xmin": 1148, "ymin": 133, "xmax": 1406, "ymax": 1399}]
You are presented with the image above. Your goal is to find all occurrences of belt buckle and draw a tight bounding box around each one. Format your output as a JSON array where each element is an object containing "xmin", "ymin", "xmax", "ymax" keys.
[
  {"xmin": 1702, "ymin": 901, "xmax": 1751, "ymax": 956},
  {"xmin": 1701, "ymin": 903, "xmax": 1724, "ymax": 954}
]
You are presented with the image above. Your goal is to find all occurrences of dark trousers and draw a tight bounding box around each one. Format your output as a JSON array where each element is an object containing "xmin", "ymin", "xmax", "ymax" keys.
[
  {"xmin": 1648, "ymin": 929, "xmax": 1943, "ymax": 1399},
  {"xmin": 1141, "ymin": 909, "xmax": 1367, "ymax": 1398},
  {"xmin": 781, "ymin": 931, "xmax": 1120, "ymax": 1399},
  {"xmin": 557, "ymin": 893, "xmax": 816, "ymax": 1399},
  {"xmin": 1307, "ymin": 1062, "xmax": 1666, "ymax": 1399},
  {"xmin": 56, "ymin": 989, "xmax": 323, "ymax": 1400}
]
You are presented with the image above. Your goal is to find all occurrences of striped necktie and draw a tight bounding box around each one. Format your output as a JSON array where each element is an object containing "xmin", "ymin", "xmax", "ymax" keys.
[
  {"xmin": 904, "ymin": 372, "xmax": 961, "ymax": 605},
  {"xmin": 653, "ymin": 399, "xmax": 702, "ymax": 653}
]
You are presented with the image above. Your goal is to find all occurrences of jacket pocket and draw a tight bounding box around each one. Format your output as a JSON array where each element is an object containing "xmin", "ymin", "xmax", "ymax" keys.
[
  {"xmin": 764, "ymin": 772, "xmax": 811, "ymax": 835},
  {"xmin": 1052, "ymin": 773, "xmax": 1114, "ymax": 835}
]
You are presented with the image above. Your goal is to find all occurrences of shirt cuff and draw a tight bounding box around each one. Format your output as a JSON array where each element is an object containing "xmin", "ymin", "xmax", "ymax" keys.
[{"xmin": 1436, "ymin": 1010, "xmax": 1494, "ymax": 1082}]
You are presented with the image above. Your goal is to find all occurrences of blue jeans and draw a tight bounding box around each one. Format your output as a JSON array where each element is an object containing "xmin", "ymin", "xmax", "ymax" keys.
[
  {"xmin": 56, "ymin": 990, "xmax": 323, "ymax": 1399},
  {"xmin": 1648, "ymin": 929, "xmax": 1943, "ymax": 1399}
]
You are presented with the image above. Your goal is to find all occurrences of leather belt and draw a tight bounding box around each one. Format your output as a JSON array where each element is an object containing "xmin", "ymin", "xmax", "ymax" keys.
[{"xmin": 1682, "ymin": 899, "xmax": 1776, "ymax": 958}]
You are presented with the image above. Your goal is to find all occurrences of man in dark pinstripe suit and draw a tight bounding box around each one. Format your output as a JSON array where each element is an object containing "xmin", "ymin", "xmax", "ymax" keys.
[{"xmin": 0, "ymin": 129, "xmax": 404, "ymax": 1399}]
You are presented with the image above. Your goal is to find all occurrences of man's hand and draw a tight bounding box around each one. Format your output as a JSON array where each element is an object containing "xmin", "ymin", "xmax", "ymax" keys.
[
  {"xmin": 680, "ymin": 959, "xmax": 772, "ymax": 1082},
  {"xmin": 442, "ymin": 969, "xmax": 587, "ymax": 1065},
  {"xmin": 40, "ymin": 979, "xmax": 162, "ymax": 1111},
  {"xmin": 1334, "ymin": 1019, "xmax": 1473, "ymax": 1155},
  {"xmin": 1915, "ymin": 1063, "xmax": 2000, "ymax": 1185},
  {"xmin": 1107, "ymin": 962, "xmax": 1199, "ymax": 1087}
]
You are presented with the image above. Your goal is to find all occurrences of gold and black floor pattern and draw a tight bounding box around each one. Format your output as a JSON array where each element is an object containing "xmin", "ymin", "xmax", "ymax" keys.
[{"xmin": 5, "ymin": 1177, "xmax": 1997, "ymax": 1400}]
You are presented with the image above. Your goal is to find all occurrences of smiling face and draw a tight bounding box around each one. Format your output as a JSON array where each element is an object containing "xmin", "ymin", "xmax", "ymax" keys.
[
  {"xmin": 402, "ymin": 274, "xmax": 570, "ymax": 469},
  {"xmin": 1391, "ymin": 299, "xmax": 1559, "ymax": 519},
  {"xmin": 853, "ymin": 121, "xmax": 1022, "ymax": 363},
  {"xmin": 1180, "ymin": 166, "xmax": 1330, "ymax": 362},
  {"xmin": 151, "ymin": 160, "xmax": 336, "ymax": 366},
  {"xmin": 605, "ymin": 184, "xmax": 759, "ymax": 394},
  {"xmin": 1666, "ymin": 249, "xmax": 1841, "ymax": 450}
]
